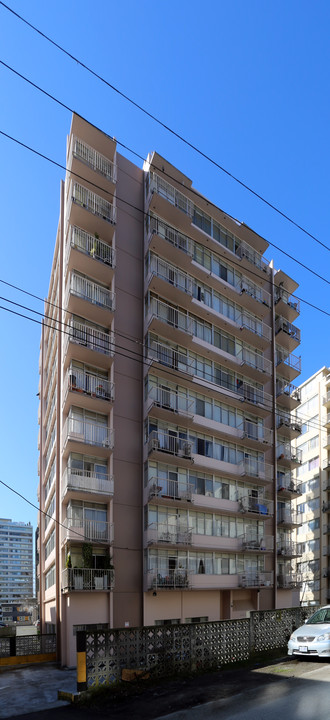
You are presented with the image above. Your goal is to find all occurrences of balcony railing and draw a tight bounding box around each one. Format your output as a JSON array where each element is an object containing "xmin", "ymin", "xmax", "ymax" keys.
[
  {"xmin": 64, "ymin": 368, "xmax": 114, "ymax": 402},
  {"xmin": 323, "ymin": 435, "xmax": 330, "ymax": 448},
  {"xmin": 277, "ymin": 443, "xmax": 302, "ymax": 464},
  {"xmin": 66, "ymin": 273, "xmax": 115, "ymax": 312},
  {"xmin": 62, "ymin": 567, "xmax": 114, "ymax": 592},
  {"xmin": 147, "ymin": 298, "xmax": 192, "ymax": 334},
  {"xmin": 65, "ymin": 318, "xmax": 114, "ymax": 357},
  {"xmin": 71, "ymin": 182, "xmax": 116, "ymax": 224},
  {"xmin": 239, "ymin": 279, "xmax": 271, "ymax": 308},
  {"xmin": 277, "ymin": 474, "xmax": 301, "ymax": 494},
  {"xmin": 238, "ymin": 313, "xmax": 271, "ymax": 342},
  {"xmin": 275, "ymin": 288, "xmax": 300, "ymax": 314},
  {"xmin": 148, "ymin": 430, "xmax": 191, "ymax": 459},
  {"xmin": 238, "ymin": 495, "xmax": 273, "ymax": 516},
  {"xmin": 67, "ymin": 226, "xmax": 115, "ymax": 268},
  {"xmin": 148, "ymin": 476, "xmax": 193, "ymax": 502},
  {"xmin": 235, "ymin": 242, "xmax": 270, "ymax": 274},
  {"xmin": 148, "ymin": 569, "xmax": 190, "ymax": 590},
  {"xmin": 147, "ymin": 385, "xmax": 193, "ymax": 416},
  {"xmin": 236, "ymin": 347, "xmax": 271, "ymax": 375},
  {"xmin": 323, "ymin": 392, "xmax": 330, "ymax": 406},
  {"xmin": 147, "ymin": 256, "xmax": 193, "ymax": 295},
  {"xmin": 276, "ymin": 351, "xmax": 301, "ymax": 374},
  {"xmin": 277, "ymin": 541, "xmax": 299, "ymax": 556},
  {"xmin": 275, "ymin": 317, "xmax": 300, "ymax": 344},
  {"xmin": 62, "ymin": 467, "xmax": 114, "ymax": 497},
  {"xmin": 276, "ymin": 415, "xmax": 302, "ymax": 434},
  {"xmin": 240, "ymin": 534, "xmax": 274, "ymax": 551},
  {"xmin": 71, "ymin": 136, "xmax": 116, "ymax": 182},
  {"xmin": 277, "ymin": 573, "xmax": 302, "ymax": 588},
  {"xmin": 238, "ymin": 420, "xmax": 272, "ymax": 445},
  {"xmin": 276, "ymin": 380, "xmax": 301, "ymax": 403},
  {"xmin": 278, "ymin": 509, "xmax": 301, "ymax": 525},
  {"xmin": 239, "ymin": 572, "xmax": 273, "ymax": 588},
  {"xmin": 147, "ymin": 339, "xmax": 195, "ymax": 375},
  {"xmin": 149, "ymin": 173, "xmax": 194, "ymax": 218},
  {"xmin": 147, "ymin": 522, "xmax": 192, "ymax": 546},
  {"xmin": 63, "ymin": 517, "xmax": 113, "ymax": 543},
  {"xmin": 238, "ymin": 458, "xmax": 273, "ymax": 482},
  {"xmin": 63, "ymin": 417, "xmax": 114, "ymax": 449},
  {"xmin": 149, "ymin": 215, "xmax": 193, "ymax": 256}
]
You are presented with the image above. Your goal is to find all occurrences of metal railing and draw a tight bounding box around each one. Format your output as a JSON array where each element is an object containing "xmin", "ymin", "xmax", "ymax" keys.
[
  {"xmin": 63, "ymin": 518, "xmax": 113, "ymax": 543},
  {"xmin": 239, "ymin": 279, "xmax": 271, "ymax": 307},
  {"xmin": 278, "ymin": 509, "xmax": 301, "ymax": 525},
  {"xmin": 276, "ymin": 379, "xmax": 301, "ymax": 402},
  {"xmin": 236, "ymin": 347, "xmax": 271, "ymax": 375},
  {"xmin": 66, "ymin": 272, "xmax": 115, "ymax": 311},
  {"xmin": 277, "ymin": 443, "xmax": 302, "ymax": 464},
  {"xmin": 148, "ymin": 430, "xmax": 191, "ymax": 459},
  {"xmin": 65, "ymin": 318, "xmax": 114, "ymax": 357},
  {"xmin": 238, "ymin": 419, "xmax": 273, "ymax": 445},
  {"xmin": 238, "ymin": 458, "xmax": 273, "ymax": 482},
  {"xmin": 277, "ymin": 541, "xmax": 299, "ymax": 556},
  {"xmin": 240, "ymin": 533, "xmax": 274, "ymax": 551},
  {"xmin": 67, "ymin": 226, "xmax": 115, "ymax": 268},
  {"xmin": 62, "ymin": 567, "xmax": 114, "ymax": 592},
  {"xmin": 323, "ymin": 391, "xmax": 330, "ymax": 405},
  {"xmin": 64, "ymin": 368, "xmax": 114, "ymax": 402},
  {"xmin": 147, "ymin": 339, "xmax": 195, "ymax": 375},
  {"xmin": 235, "ymin": 241, "xmax": 270, "ymax": 274},
  {"xmin": 277, "ymin": 474, "xmax": 301, "ymax": 494},
  {"xmin": 147, "ymin": 255, "xmax": 193, "ymax": 295},
  {"xmin": 147, "ymin": 385, "xmax": 193, "ymax": 415},
  {"xmin": 63, "ymin": 417, "xmax": 114, "ymax": 449},
  {"xmin": 148, "ymin": 569, "xmax": 190, "ymax": 590},
  {"xmin": 70, "ymin": 182, "xmax": 116, "ymax": 224},
  {"xmin": 71, "ymin": 136, "xmax": 116, "ymax": 182},
  {"xmin": 147, "ymin": 522, "xmax": 192, "ymax": 546},
  {"xmin": 239, "ymin": 572, "xmax": 273, "ymax": 587},
  {"xmin": 149, "ymin": 173, "xmax": 194, "ymax": 218},
  {"xmin": 148, "ymin": 476, "xmax": 193, "ymax": 502},
  {"xmin": 277, "ymin": 573, "xmax": 302, "ymax": 588},
  {"xmin": 275, "ymin": 287, "xmax": 300, "ymax": 314},
  {"xmin": 238, "ymin": 495, "xmax": 273, "ymax": 516},
  {"xmin": 147, "ymin": 297, "xmax": 192, "ymax": 334},
  {"xmin": 275, "ymin": 317, "xmax": 300, "ymax": 343},
  {"xmin": 276, "ymin": 351, "xmax": 301, "ymax": 373},
  {"xmin": 238, "ymin": 312, "xmax": 271, "ymax": 342},
  {"xmin": 149, "ymin": 215, "xmax": 193, "ymax": 256},
  {"xmin": 323, "ymin": 435, "xmax": 330, "ymax": 448},
  {"xmin": 276, "ymin": 415, "xmax": 302, "ymax": 433},
  {"xmin": 62, "ymin": 468, "xmax": 114, "ymax": 497}
]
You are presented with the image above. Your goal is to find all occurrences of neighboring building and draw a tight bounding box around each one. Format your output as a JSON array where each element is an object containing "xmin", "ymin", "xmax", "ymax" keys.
[
  {"xmin": 0, "ymin": 519, "xmax": 33, "ymax": 620},
  {"xmin": 2, "ymin": 599, "xmax": 38, "ymax": 625},
  {"xmin": 37, "ymin": 114, "xmax": 302, "ymax": 666},
  {"xmin": 292, "ymin": 367, "xmax": 330, "ymax": 606}
]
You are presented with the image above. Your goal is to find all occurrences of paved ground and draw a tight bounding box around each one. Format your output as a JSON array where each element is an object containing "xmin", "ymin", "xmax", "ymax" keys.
[{"xmin": 1, "ymin": 657, "xmax": 330, "ymax": 720}]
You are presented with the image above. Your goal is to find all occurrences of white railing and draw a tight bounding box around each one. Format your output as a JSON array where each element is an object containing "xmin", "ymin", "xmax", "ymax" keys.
[
  {"xmin": 276, "ymin": 414, "xmax": 301, "ymax": 433},
  {"xmin": 147, "ymin": 522, "xmax": 192, "ymax": 545},
  {"xmin": 277, "ymin": 474, "xmax": 300, "ymax": 494},
  {"xmin": 147, "ymin": 297, "xmax": 192, "ymax": 334},
  {"xmin": 147, "ymin": 339, "xmax": 195, "ymax": 375},
  {"xmin": 238, "ymin": 495, "xmax": 273, "ymax": 516},
  {"xmin": 277, "ymin": 541, "xmax": 298, "ymax": 556},
  {"xmin": 239, "ymin": 458, "xmax": 273, "ymax": 482},
  {"xmin": 71, "ymin": 182, "xmax": 116, "ymax": 224},
  {"xmin": 65, "ymin": 318, "xmax": 114, "ymax": 357},
  {"xmin": 239, "ymin": 312, "xmax": 271, "ymax": 342},
  {"xmin": 236, "ymin": 347, "xmax": 271, "ymax": 375},
  {"xmin": 62, "ymin": 567, "xmax": 114, "ymax": 592},
  {"xmin": 148, "ymin": 569, "xmax": 189, "ymax": 589},
  {"xmin": 277, "ymin": 443, "xmax": 302, "ymax": 464},
  {"xmin": 324, "ymin": 392, "xmax": 330, "ymax": 405},
  {"xmin": 62, "ymin": 467, "xmax": 114, "ymax": 497},
  {"xmin": 148, "ymin": 430, "xmax": 191, "ymax": 459},
  {"xmin": 275, "ymin": 288, "xmax": 300, "ymax": 314},
  {"xmin": 67, "ymin": 226, "xmax": 115, "ymax": 268},
  {"xmin": 63, "ymin": 417, "xmax": 114, "ymax": 449},
  {"xmin": 147, "ymin": 385, "xmax": 193, "ymax": 415},
  {"xmin": 65, "ymin": 367, "xmax": 114, "ymax": 402},
  {"xmin": 240, "ymin": 533, "xmax": 274, "ymax": 551},
  {"xmin": 235, "ymin": 241, "xmax": 270, "ymax": 273},
  {"xmin": 148, "ymin": 476, "xmax": 193, "ymax": 502},
  {"xmin": 147, "ymin": 255, "xmax": 193, "ymax": 295},
  {"xmin": 238, "ymin": 420, "xmax": 272, "ymax": 445},
  {"xmin": 239, "ymin": 279, "xmax": 271, "ymax": 308},
  {"xmin": 64, "ymin": 517, "xmax": 113, "ymax": 543},
  {"xmin": 323, "ymin": 435, "xmax": 330, "ymax": 448},
  {"xmin": 276, "ymin": 379, "xmax": 301, "ymax": 402},
  {"xmin": 239, "ymin": 572, "xmax": 273, "ymax": 587},
  {"xmin": 149, "ymin": 173, "xmax": 194, "ymax": 218},
  {"xmin": 276, "ymin": 350, "xmax": 301, "ymax": 373},
  {"xmin": 149, "ymin": 215, "xmax": 193, "ymax": 255},
  {"xmin": 275, "ymin": 317, "xmax": 300, "ymax": 343},
  {"xmin": 278, "ymin": 509, "xmax": 301, "ymax": 525},
  {"xmin": 72, "ymin": 136, "xmax": 116, "ymax": 182},
  {"xmin": 66, "ymin": 272, "xmax": 115, "ymax": 311}
]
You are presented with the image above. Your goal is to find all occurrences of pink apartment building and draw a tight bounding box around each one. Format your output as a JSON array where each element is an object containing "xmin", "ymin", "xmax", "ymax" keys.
[{"xmin": 37, "ymin": 114, "xmax": 302, "ymax": 666}]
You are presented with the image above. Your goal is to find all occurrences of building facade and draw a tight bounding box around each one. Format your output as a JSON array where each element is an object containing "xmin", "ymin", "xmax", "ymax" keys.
[
  {"xmin": 0, "ymin": 519, "xmax": 33, "ymax": 621},
  {"xmin": 292, "ymin": 367, "xmax": 330, "ymax": 606},
  {"xmin": 37, "ymin": 114, "xmax": 302, "ymax": 666}
]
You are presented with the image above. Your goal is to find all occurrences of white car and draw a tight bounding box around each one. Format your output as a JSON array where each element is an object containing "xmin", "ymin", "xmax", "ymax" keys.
[{"xmin": 288, "ymin": 606, "xmax": 330, "ymax": 658}]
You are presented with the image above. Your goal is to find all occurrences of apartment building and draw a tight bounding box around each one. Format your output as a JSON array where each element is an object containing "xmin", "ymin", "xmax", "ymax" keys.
[
  {"xmin": 0, "ymin": 519, "xmax": 33, "ymax": 621},
  {"xmin": 37, "ymin": 114, "xmax": 302, "ymax": 666},
  {"xmin": 292, "ymin": 367, "xmax": 330, "ymax": 606}
]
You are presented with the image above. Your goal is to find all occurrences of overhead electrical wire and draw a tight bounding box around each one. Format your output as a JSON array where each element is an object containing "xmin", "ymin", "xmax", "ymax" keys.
[{"xmin": 1, "ymin": 2, "xmax": 329, "ymax": 255}]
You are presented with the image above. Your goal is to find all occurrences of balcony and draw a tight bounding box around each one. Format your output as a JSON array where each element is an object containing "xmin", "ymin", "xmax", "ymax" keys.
[
  {"xmin": 275, "ymin": 317, "xmax": 300, "ymax": 352},
  {"xmin": 323, "ymin": 458, "xmax": 330, "ymax": 472},
  {"xmin": 323, "ymin": 392, "xmax": 330, "ymax": 408},
  {"xmin": 323, "ymin": 501, "xmax": 330, "ymax": 513},
  {"xmin": 237, "ymin": 419, "xmax": 273, "ymax": 450},
  {"xmin": 63, "ymin": 368, "xmax": 114, "ymax": 411},
  {"xmin": 147, "ymin": 569, "xmax": 190, "ymax": 590},
  {"xmin": 277, "ymin": 442, "xmax": 302, "ymax": 468},
  {"xmin": 63, "ymin": 417, "xmax": 114, "ymax": 456},
  {"xmin": 62, "ymin": 568, "xmax": 114, "ymax": 592},
  {"xmin": 147, "ymin": 476, "xmax": 193, "ymax": 503},
  {"xmin": 276, "ymin": 351, "xmax": 301, "ymax": 383},
  {"xmin": 146, "ymin": 255, "xmax": 193, "ymax": 303},
  {"xmin": 236, "ymin": 347, "xmax": 271, "ymax": 382},
  {"xmin": 240, "ymin": 533, "xmax": 274, "ymax": 552},
  {"xmin": 70, "ymin": 135, "xmax": 116, "ymax": 183},
  {"xmin": 236, "ymin": 313, "xmax": 271, "ymax": 351},
  {"xmin": 238, "ymin": 495, "xmax": 274, "ymax": 517},
  {"xmin": 66, "ymin": 182, "xmax": 116, "ymax": 241},
  {"xmin": 325, "ymin": 413, "xmax": 330, "ymax": 429},
  {"xmin": 235, "ymin": 241, "xmax": 270, "ymax": 276},
  {"xmin": 276, "ymin": 380, "xmax": 301, "ymax": 411},
  {"xmin": 62, "ymin": 467, "xmax": 114, "ymax": 500},
  {"xmin": 147, "ymin": 173, "xmax": 194, "ymax": 232},
  {"xmin": 64, "ymin": 318, "xmax": 114, "ymax": 369},
  {"xmin": 238, "ymin": 457, "xmax": 273, "ymax": 485},
  {"xmin": 324, "ymin": 435, "xmax": 330, "ymax": 450},
  {"xmin": 65, "ymin": 226, "xmax": 115, "ymax": 284},
  {"xmin": 277, "ymin": 474, "xmax": 301, "ymax": 497},
  {"xmin": 148, "ymin": 431, "xmax": 192, "ymax": 461},
  {"xmin": 278, "ymin": 509, "xmax": 302, "ymax": 527},
  {"xmin": 147, "ymin": 338, "xmax": 195, "ymax": 376},
  {"xmin": 146, "ymin": 297, "xmax": 192, "ymax": 342},
  {"xmin": 275, "ymin": 287, "xmax": 300, "ymax": 323},
  {"xmin": 65, "ymin": 272, "xmax": 115, "ymax": 325},
  {"xmin": 277, "ymin": 541, "xmax": 300, "ymax": 557},
  {"xmin": 276, "ymin": 414, "xmax": 301, "ymax": 440},
  {"xmin": 146, "ymin": 386, "xmax": 193, "ymax": 419},
  {"xmin": 239, "ymin": 572, "xmax": 273, "ymax": 588},
  {"xmin": 63, "ymin": 517, "xmax": 114, "ymax": 544},
  {"xmin": 239, "ymin": 279, "xmax": 271, "ymax": 315},
  {"xmin": 147, "ymin": 522, "xmax": 192, "ymax": 547},
  {"xmin": 277, "ymin": 573, "xmax": 302, "ymax": 589}
]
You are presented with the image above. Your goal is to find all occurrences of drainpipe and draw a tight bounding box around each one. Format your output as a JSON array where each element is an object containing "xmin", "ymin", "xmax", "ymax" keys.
[
  {"xmin": 270, "ymin": 261, "xmax": 278, "ymax": 609},
  {"xmin": 55, "ymin": 180, "xmax": 64, "ymax": 663}
]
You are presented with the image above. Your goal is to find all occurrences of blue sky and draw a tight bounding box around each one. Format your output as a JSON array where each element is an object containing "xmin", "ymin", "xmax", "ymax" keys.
[{"xmin": 0, "ymin": 0, "xmax": 330, "ymax": 533}]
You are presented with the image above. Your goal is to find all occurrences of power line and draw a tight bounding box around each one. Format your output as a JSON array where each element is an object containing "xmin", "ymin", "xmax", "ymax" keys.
[{"xmin": 1, "ymin": 3, "xmax": 329, "ymax": 256}]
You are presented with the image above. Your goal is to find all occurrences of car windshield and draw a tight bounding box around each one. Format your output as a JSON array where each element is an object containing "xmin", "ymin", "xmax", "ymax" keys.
[{"xmin": 307, "ymin": 608, "xmax": 330, "ymax": 624}]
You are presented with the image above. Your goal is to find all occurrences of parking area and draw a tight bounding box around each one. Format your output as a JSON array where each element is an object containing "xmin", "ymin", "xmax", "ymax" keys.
[{"xmin": 0, "ymin": 663, "xmax": 76, "ymax": 718}]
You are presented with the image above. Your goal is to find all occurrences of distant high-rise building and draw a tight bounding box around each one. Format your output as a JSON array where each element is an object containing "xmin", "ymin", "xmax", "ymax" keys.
[
  {"xmin": 0, "ymin": 519, "xmax": 33, "ymax": 620},
  {"xmin": 37, "ymin": 114, "xmax": 302, "ymax": 667}
]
